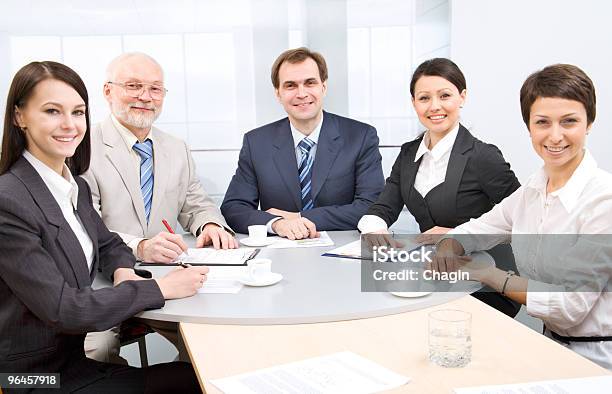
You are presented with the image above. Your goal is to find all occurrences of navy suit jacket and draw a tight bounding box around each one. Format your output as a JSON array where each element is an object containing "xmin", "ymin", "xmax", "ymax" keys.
[{"xmin": 221, "ymin": 111, "xmax": 384, "ymax": 233}]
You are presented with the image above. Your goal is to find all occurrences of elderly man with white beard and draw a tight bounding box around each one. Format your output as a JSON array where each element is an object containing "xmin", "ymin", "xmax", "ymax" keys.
[{"xmin": 82, "ymin": 52, "xmax": 236, "ymax": 364}]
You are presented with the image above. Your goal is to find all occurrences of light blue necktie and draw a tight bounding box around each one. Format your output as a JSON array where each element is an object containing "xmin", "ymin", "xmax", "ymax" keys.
[
  {"xmin": 133, "ymin": 139, "xmax": 154, "ymax": 222},
  {"xmin": 298, "ymin": 137, "xmax": 315, "ymax": 211}
]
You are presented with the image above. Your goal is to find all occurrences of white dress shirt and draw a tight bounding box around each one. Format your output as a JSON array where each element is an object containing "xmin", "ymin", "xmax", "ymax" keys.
[
  {"xmin": 266, "ymin": 115, "xmax": 324, "ymax": 234},
  {"xmin": 23, "ymin": 151, "xmax": 95, "ymax": 271},
  {"xmin": 358, "ymin": 124, "xmax": 459, "ymax": 233},
  {"xmin": 449, "ymin": 150, "xmax": 612, "ymax": 369},
  {"xmin": 111, "ymin": 114, "xmax": 153, "ymax": 172}
]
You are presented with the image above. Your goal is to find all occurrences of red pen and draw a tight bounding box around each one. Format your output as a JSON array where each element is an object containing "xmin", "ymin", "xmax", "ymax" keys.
[
  {"xmin": 162, "ymin": 219, "xmax": 175, "ymax": 234},
  {"xmin": 162, "ymin": 219, "xmax": 189, "ymax": 265}
]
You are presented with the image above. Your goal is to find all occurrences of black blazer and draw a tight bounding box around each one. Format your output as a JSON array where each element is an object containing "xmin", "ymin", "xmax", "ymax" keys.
[
  {"xmin": 367, "ymin": 124, "xmax": 520, "ymax": 230},
  {"xmin": 367, "ymin": 125, "xmax": 521, "ymax": 317},
  {"xmin": 0, "ymin": 157, "xmax": 164, "ymax": 389}
]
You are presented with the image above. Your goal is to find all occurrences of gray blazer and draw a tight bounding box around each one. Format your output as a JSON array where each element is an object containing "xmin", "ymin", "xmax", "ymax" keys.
[
  {"xmin": 0, "ymin": 157, "xmax": 164, "ymax": 387},
  {"xmin": 82, "ymin": 116, "xmax": 232, "ymax": 244}
]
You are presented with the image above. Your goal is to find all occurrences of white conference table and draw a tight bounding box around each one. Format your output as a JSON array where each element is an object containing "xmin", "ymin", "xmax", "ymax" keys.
[{"xmin": 134, "ymin": 231, "xmax": 481, "ymax": 325}]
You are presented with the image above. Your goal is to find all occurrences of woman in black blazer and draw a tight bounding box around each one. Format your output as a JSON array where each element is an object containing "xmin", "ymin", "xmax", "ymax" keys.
[
  {"xmin": 359, "ymin": 58, "xmax": 521, "ymax": 317},
  {"xmin": 0, "ymin": 62, "xmax": 206, "ymax": 393}
]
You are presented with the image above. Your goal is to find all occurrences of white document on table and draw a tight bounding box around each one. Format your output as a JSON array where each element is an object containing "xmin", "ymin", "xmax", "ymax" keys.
[
  {"xmin": 179, "ymin": 247, "xmax": 257, "ymax": 265},
  {"xmin": 210, "ymin": 351, "xmax": 410, "ymax": 394},
  {"xmin": 197, "ymin": 266, "xmax": 246, "ymax": 294},
  {"xmin": 323, "ymin": 240, "xmax": 363, "ymax": 259},
  {"xmin": 197, "ymin": 279, "xmax": 243, "ymax": 294},
  {"xmin": 323, "ymin": 237, "xmax": 421, "ymax": 260},
  {"xmin": 267, "ymin": 231, "xmax": 334, "ymax": 249},
  {"xmin": 454, "ymin": 375, "xmax": 612, "ymax": 394}
]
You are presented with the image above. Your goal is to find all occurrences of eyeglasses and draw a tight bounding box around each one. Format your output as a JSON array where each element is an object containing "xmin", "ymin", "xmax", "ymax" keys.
[{"xmin": 107, "ymin": 81, "xmax": 167, "ymax": 99}]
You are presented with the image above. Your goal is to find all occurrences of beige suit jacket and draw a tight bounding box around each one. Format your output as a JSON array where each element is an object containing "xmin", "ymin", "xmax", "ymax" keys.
[{"xmin": 82, "ymin": 116, "xmax": 232, "ymax": 248}]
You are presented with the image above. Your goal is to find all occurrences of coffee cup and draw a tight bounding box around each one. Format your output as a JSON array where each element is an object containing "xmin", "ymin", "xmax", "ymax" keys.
[
  {"xmin": 246, "ymin": 258, "xmax": 272, "ymax": 282},
  {"xmin": 247, "ymin": 225, "xmax": 268, "ymax": 242}
]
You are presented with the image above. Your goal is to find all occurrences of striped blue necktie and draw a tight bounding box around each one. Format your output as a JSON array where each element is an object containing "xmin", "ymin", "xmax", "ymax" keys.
[
  {"xmin": 133, "ymin": 139, "xmax": 154, "ymax": 222},
  {"xmin": 298, "ymin": 137, "xmax": 315, "ymax": 211}
]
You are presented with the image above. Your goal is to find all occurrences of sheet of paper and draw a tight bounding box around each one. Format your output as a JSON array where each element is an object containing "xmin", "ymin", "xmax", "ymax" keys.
[
  {"xmin": 211, "ymin": 351, "xmax": 410, "ymax": 394},
  {"xmin": 196, "ymin": 266, "xmax": 247, "ymax": 294},
  {"xmin": 454, "ymin": 375, "xmax": 612, "ymax": 394},
  {"xmin": 324, "ymin": 240, "xmax": 362, "ymax": 258},
  {"xmin": 197, "ymin": 278, "xmax": 243, "ymax": 294},
  {"xmin": 324, "ymin": 237, "xmax": 421, "ymax": 260},
  {"xmin": 179, "ymin": 247, "xmax": 257, "ymax": 265},
  {"xmin": 267, "ymin": 231, "xmax": 334, "ymax": 249}
]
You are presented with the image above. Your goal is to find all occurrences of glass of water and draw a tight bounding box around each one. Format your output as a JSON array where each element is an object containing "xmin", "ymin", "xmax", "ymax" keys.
[{"xmin": 428, "ymin": 309, "xmax": 472, "ymax": 367}]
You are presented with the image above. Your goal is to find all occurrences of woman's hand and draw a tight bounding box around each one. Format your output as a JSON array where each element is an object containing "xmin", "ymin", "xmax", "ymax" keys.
[
  {"xmin": 113, "ymin": 268, "xmax": 146, "ymax": 286},
  {"xmin": 428, "ymin": 238, "xmax": 494, "ymax": 282},
  {"xmin": 155, "ymin": 266, "xmax": 210, "ymax": 299},
  {"xmin": 416, "ymin": 226, "xmax": 452, "ymax": 245}
]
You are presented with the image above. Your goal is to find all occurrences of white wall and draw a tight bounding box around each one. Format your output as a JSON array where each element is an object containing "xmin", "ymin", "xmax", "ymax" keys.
[
  {"xmin": 451, "ymin": 0, "xmax": 612, "ymax": 182},
  {"xmin": 1, "ymin": 0, "xmax": 450, "ymax": 204}
]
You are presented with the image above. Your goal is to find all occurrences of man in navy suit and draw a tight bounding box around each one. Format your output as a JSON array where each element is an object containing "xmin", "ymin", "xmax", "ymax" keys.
[{"xmin": 221, "ymin": 47, "xmax": 384, "ymax": 239}]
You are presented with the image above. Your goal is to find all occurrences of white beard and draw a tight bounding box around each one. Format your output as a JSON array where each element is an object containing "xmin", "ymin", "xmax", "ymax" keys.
[{"xmin": 112, "ymin": 101, "xmax": 160, "ymax": 129}]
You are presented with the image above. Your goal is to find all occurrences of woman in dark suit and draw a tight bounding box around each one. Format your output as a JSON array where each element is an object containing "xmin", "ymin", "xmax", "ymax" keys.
[
  {"xmin": 0, "ymin": 61, "xmax": 206, "ymax": 393},
  {"xmin": 358, "ymin": 58, "xmax": 521, "ymax": 317}
]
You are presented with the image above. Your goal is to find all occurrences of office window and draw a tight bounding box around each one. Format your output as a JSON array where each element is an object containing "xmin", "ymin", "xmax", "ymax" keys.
[
  {"xmin": 3, "ymin": 0, "xmax": 449, "ymax": 201},
  {"xmin": 10, "ymin": 36, "xmax": 62, "ymax": 75},
  {"xmin": 62, "ymin": 36, "xmax": 123, "ymax": 123}
]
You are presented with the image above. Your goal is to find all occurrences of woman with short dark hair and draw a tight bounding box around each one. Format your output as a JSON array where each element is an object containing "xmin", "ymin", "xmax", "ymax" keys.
[{"xmin": 435, "ymin": 64, "xmax": 612, "ymax": 369}]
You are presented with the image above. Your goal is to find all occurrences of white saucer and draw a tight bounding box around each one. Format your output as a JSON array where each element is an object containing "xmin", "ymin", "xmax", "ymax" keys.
[
  {"xmin": 240, "ymin": 237, "xmax": 276, "ymax": 247},
  {"xmin": 390, "ymin": 291, "xmax": 432, "ymax": 298},
  {"xmin": 239, "ymin": 272, "xmax": 283, "ymax": 287}
]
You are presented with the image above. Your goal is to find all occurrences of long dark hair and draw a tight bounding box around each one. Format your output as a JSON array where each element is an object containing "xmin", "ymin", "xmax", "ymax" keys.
[
  {"xmin": 409, "ymin": 58, "xmax": 466, "ymax": 98},
  {"xmin": 0, "ymin": 61, "xmax": 91, "ymax": 175}
]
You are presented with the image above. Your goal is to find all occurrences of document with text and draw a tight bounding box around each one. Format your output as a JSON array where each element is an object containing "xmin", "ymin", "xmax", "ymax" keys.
[
  {"xmin": 322, "ymin": 240, "xmax": 362, "ymax": 259},
  {"xmin": 454, "ymin": 375, "xmax": 612, "ymax": 394},
  {"xmin": 211, "ymin": 351, "xmax": 410, "ymax": 394},
  {"xmin": 196, "ymin": 266, "xmax": 246, "ymax": 294},
  {"xmin": 323, "ymin": 237, "xmax": 421, "ymax": 260},
  {"xmin": 267, "ymin": 231, "xmax": 334, "ymax": 249}
]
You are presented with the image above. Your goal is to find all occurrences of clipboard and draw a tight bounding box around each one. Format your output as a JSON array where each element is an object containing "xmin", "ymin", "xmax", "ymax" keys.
[{"xmin": 138, "ymin": 248, "xmax": 260, "ymax": 266}]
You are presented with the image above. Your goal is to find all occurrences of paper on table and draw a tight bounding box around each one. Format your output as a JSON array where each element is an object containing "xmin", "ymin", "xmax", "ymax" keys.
[
  {"xmin": 210, "ymin": 351, "xmax": 410, "ymax": 394},
  {"xmin": 454, "ymin": 375, "xmax": 612, "ymax": 394},
  {"xmin": 267, "ymin": 231, "xmax": 334, "ymax": 249},
  {"xmin": 323, "ymin": 237, "xmax": 421, "ymax": 260},
  {"xmin": 197, "ymin": 266, "xmax": 247, "ymax": 294},
  {"xmin": 197, "ymin": 279, "xmax": 243, "ymax": 294},
  {"xmin": 323, "ymin": 240, "xmax": 362, "ymax": 259}
]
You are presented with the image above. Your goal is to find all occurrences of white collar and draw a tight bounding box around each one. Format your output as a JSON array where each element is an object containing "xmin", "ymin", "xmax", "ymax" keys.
[
  {"xmin": 414, "ymin": 123, "xmax": 460, "ymax": 162},
  {"xmin": 23, "ymin": 150, "xmax": 79, "ymax": 210},
  {"xmin": 111, "ymin": 114, "xmax": 153, "ymax": 149},
  {"xmin": 290, "ymin": 113, "xmax": 324, "ymax": 149},
  {"xmin": 526, "ymin": 149, "xmax": 597, "ymax": 213}
]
